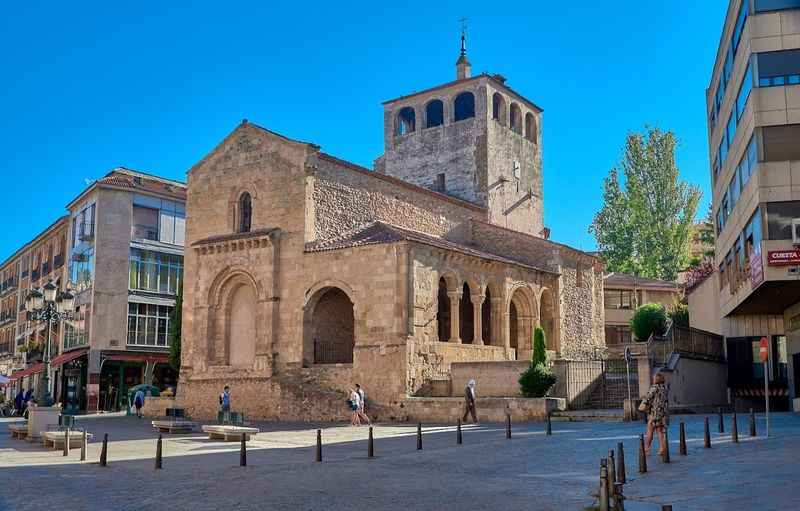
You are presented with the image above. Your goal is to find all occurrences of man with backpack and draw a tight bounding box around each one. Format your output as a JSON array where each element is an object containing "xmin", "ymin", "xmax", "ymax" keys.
[{"xmin": 219, "ymin": 385, "xmax": 231, "ymax": 423}]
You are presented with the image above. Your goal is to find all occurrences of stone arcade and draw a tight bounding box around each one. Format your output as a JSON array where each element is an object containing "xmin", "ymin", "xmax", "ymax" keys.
[{"xmin": 177, "ymin": 50, "xmax": 605, "ymax": 420}]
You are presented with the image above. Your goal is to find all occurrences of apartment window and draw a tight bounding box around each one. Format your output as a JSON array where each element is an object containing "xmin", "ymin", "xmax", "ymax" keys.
[
  {"xmin": 735, "ymin": 62, "xmax": 753, "ymax": 121},
  {"xmin": 719, "ymin": 262, "xmax": 726, "ymax": 290},
  {"xmin": 728, "ymin": 174, "xmax": 740, "ymax": 212},
  {"xmin": 70, "ymin": 246, "xmax": 94, "ymax": 293},
  {"xmin": 127, "ymin": 303, "xmax": 172, "ymax": 347},
  {"xmin": 737, "ymin": 136, "xmax": 758, "ymax": 192},
  {"xmin": 763, "ymin": 124, "xmax": 800, "ymax": 161},
  {"xmin": 766, "ymin": 201, "xmax": 800, "ymax": 240},
  {"xmin": 755, "ymin": 0, "xmax": 800, "ymax": 13},
  {"xmin": 132, "ymin": 205, "xmax": 159, "ymax": 241},
  {"xmin": 132, "ymin": 195, "xmax": 185, "ymax": 245},
  {"xmin": 606, "ymin": 289, "xmax": 634, "ymax": 310},
  {"xmin": 731, "ymin": 1, "xmax": 748, "ymax": 55},
  {"xmin": 757, "ymin": 49, "xmax": 800, "ymax": 86},
  {"xmin": 64, "ymin": 307, "xmax": 88, "ymax": 350},
  {"xmin": 605, "ymin": 326, "xmax": 632, "ymax": 345},
  {"xmin": 129, "ymin": 249, "xmax": 183, "ymax": 295},
  {"xmin": 73, "ymin": 203, "xmax": 96, "ymax": 248}
]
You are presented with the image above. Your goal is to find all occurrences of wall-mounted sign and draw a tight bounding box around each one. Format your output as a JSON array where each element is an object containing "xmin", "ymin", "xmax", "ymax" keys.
[
  {"xmin": 751, "ymin": 250, "xmax": 764, "ymax": 286},
  {"xmin": 767, "ymin": 249, "xmax": 800, "ymax": 266}
]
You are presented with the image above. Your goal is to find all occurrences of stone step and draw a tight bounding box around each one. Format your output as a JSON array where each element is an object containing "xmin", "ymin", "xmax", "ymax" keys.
[{"xmin": 552, "ymin": 409, "xmax": 624, "ymax": 422}]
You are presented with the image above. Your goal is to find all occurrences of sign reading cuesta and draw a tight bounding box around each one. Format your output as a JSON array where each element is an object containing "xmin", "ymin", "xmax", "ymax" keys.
[{"xmin": 767, "ymin": 249, "xmax": 800, "ymax": 266}]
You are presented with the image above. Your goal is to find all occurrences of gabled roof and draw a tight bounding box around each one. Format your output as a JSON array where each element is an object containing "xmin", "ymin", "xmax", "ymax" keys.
[
  {"xmin": 67, "ymin": 167, "xmax": 186, "ymax": 209},
  {"xmin": 305, "ymin": 221, "xmax": 556, "ymax": 274},
  {"xmin": 603, "ymin": 272, "xmax": 681, "ymax": 291}
]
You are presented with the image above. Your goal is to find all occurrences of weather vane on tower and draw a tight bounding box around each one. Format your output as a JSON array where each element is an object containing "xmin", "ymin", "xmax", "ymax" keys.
[{"xmin": 459, "ymin": 17, "xmax": 468, "ymax": 56}]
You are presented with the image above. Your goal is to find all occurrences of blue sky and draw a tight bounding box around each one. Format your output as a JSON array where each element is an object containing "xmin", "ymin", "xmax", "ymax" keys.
[{"xmin": 0, "ymin": 0, "xmax": 728, "ymax": 261}]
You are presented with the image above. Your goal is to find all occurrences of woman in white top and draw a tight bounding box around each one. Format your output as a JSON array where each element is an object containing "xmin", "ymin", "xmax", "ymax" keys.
[{"xmin": 348, "ymin": 389, "xmax": 361, "ymax": 426}]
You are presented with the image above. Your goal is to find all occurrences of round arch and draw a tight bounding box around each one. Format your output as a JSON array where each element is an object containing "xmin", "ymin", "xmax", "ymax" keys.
[
  {"xmin": 207, "ymin": 269, "xmax": 260, "ymax": 367},
  {"xmin": 508, "ymin": 284, "xmax": 536, "ymax": 358},
  {"xmin": 539, "ymin": 287, "xmax": 557, "ymax": 351},
  {"xmin": 303, "ymin": 282, "xmax": 357, "ymax": 365}
]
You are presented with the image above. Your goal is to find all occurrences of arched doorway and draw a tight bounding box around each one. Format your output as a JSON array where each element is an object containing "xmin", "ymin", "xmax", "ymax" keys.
[
  {"xmin": 459, "ymin": 282, "xmax": 474, "ymax": 344},
  {"xmin": 227, "ymin": 283, "xmax": 256, "ymax": 367},
  {"xmin": 540, "ymin": 288, "xmax": 556, "ymax": 351},
  {"xmin": 481, "ymin": 287, "xmax": 492, "ymax": 345},
  {"xmin": 509, "ymin": 286, "xmax": 535, "ymax": 359},
  {"xmin": 437, "ymin": 277, "xmax": 450, "ymax": 342},
  {"xmin": 304, "ymin": 287, "xmax": 355, "ymax": 364}
]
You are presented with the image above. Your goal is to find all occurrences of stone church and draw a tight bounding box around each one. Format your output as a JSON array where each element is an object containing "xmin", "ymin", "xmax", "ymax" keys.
[{"xmin": 178, "ymin": 47, "xmax": 605, "ymax": 420}]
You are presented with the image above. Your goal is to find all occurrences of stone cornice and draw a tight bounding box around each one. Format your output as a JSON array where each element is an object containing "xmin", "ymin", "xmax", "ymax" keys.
[{"xmin": 192, "ymin": 228, "xmax": 279, "ymax": 256}]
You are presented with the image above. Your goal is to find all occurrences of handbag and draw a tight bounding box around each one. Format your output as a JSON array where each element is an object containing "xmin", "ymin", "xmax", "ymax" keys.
[{"xmin": 638, "ymin": 400, "xmax": 650, "ymax": 413}]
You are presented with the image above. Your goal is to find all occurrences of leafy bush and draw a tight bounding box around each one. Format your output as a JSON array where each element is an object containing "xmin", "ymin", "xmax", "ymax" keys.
[
  {"xmin": 532, "ymin": 326, "xmax": 547, "ymax": 365},
  {"xmin": 668, "ymin": 300, "xmax": 689, "ymax": 327},
  {"xmin": 630, "ymin": 303, "xmax": 668, "ymax": 342},
  {"xmin": 519, "ymin": 363, "xmax": 557, "ymax": 398}
]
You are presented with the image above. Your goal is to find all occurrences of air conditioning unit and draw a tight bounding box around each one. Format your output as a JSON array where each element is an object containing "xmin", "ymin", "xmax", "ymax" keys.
[{"xmin": 793, "ymin": 218, "xmax": 800, "ymax": 245}]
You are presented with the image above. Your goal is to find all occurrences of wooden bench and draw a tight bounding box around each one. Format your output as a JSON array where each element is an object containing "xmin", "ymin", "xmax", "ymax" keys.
[
  {"xmin": 8, "ymin": 423, "xmax": 27, "ymax": 439},
  {"xmin": 152, "ymin": 419, "xmax": 198, "ymax": 434},
  {"xmin": 201, "ymin": 425, "xmax": 259, "ymax": 442},
  {"xmin": 41, "ymin": 430, "xmax": 93, "ymax": 450}
]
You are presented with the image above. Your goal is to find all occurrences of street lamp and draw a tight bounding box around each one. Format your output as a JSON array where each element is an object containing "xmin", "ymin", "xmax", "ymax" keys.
[{"xmin": 25, "ymin": 281, "xmax": 75, "ymax": 407}]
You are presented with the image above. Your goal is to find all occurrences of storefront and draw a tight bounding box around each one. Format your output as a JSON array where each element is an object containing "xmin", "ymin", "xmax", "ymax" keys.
[
  {"xmin": 98, "ymin": 351, "xmax": 176, "ymax": 412},
  {"xmin": 51, "ymin": 347, "xmax": 89, "ymax": 414},
  {"xmin": 785, "ymin": 301, "xmax": 800, "ymax": 411}
]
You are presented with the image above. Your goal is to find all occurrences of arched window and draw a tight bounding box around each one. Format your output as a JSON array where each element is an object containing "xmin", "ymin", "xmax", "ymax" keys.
[
  {"xmin": 437, "ymin": 278, "xmax": 450, "ymax": 342},
  {"xmin": 425, "ymin": 100, "xmax": 444, "ymax": 128},
  {"xmin": 396, "ymin": 107, "xmax": 416, "ymax": 135},
  {"xmin": 509, "ymin": 103, "xmax": 522, "ymax": 134},
  {"xmin": 459, "ymin": 282, "xmax": 474, "ymax": 344},
  {"xmin": 238, "ymin": 192, "xmax": 252, "ymax": 233},
  {"xmin": 525, "ymin": 112, "xmax": 537, "ymax": 142},
  {"xmin": 492, "ymin": 93, "xmax": 506, "ymax": 125},
  {"xmin": 453, "ymin": 92, "xmax": 475, "ymax": 122}
]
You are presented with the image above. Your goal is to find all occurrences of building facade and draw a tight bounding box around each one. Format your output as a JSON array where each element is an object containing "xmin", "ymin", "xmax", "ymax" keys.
[
  {"xmin": 6, "ymin": 169, "xmax": 186, "ymax": 412},
  {"xmin": 706, "ymin": 0, "xmax": 800, "ymax": 410},
  {"xmin": 178, "ymin": 52, "xmax": 605, "ymax": 420}
]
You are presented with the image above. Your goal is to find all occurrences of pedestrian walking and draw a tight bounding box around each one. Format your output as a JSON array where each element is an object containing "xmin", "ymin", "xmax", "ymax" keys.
[
  {"xmin": 640, "ymin": 372, "xmax": 670, "ymax": 456},
  {"xmin": 355, "ymin": 384, "xmax": 371, "ymax": 425},
  {"xmin": 348, "ymin": 388, "xmax": 362, "ymax": 426},
  {"xmin": 14, "ymin": 389, "xmax": 24, "ymax": 416},
  {"xmin": 462, "ymin": 379, "xmax": 478, "ymax": 424},
  {"xmin": 219, "ymin": 385, "xmax": 231, "ymax": 422},
  {"xmin": 133, "ymin": 388, "xmax": 145, "ymax": 418}
]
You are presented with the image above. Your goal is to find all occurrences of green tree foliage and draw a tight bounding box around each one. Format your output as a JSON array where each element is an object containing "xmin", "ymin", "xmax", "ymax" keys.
[
  {"xmin": 668, "ymin": 299, "xmax": 689, "ymax": 327},
  {"xmin": 532, "ymin": 326, "xmax": 547, "ymax": 365},
  {"xmin": 630, "ymin": 303, "xmax": 668, "ymax": 342},
  {"xmin": 590, "ymin": 126, "xmax": 702, "ymax": 281},
  {"xmin": 169, "ymin": 285, "xmax": 183, "ymax": 371}
]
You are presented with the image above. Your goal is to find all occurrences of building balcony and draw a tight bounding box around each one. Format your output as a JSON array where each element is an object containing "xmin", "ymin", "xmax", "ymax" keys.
[{"xmin": 54, "ymin": 254, "xmax": 64, "ymax": 269}]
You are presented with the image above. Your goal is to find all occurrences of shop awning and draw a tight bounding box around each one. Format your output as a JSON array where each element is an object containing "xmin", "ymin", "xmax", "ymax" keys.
[
  {"xmin": 10, "ymin": 363, "xmax": 43, "ymax": 381},
  {"xmin": 102, "ymin": 352, "xmax": 169, "ymax": 365},
  {"xmin": 50, "ymin": 347, "xmax": 89, "ymax": 368}
]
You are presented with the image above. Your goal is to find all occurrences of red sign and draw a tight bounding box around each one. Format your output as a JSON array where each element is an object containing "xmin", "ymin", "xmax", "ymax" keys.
[
  {"xmin": 759, "ymin": 337, "xmax": 769, "ymax": 363},
  {"xmin": 767, "ymin": 249, "xmax": 800, "ymax": 266}
]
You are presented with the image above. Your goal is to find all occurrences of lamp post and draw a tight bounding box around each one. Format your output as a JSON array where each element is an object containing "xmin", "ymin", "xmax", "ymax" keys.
[{"xmin": 25, "ymin": 280, "xmax": 74, "ymax": 407}]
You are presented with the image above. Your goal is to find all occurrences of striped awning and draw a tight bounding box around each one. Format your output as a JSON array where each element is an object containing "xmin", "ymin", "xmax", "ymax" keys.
[{"xmin": 10, "ymin": 362, "xmax": 43, "ymax": 381}]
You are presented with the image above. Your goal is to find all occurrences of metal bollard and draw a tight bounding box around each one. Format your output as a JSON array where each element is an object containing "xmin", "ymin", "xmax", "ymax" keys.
[
  {"xmin": 315, "ymin": 430, "xmax": 322, "ymax": 462},
  {"xmin": 456, "ymin": 419, "xmax": 463, "ymax": 445},
  {"xmin": 99, "ymin": 433, "xmax": 108, "ymax": 467},
  {"xmin": 750, "ymin": 408, "xmax": 756, "ymax": 437},
  {"xmin": 155, "ymin": 434, "xmax": 163, "ymax": 470},
  {"xmin": 718, "ymin": 407, "xmax": 724, "ymax": 434},
  {"xmin": 599, "ymin": 459, "xmax": 610, "ymax": 511},
  {"xmin": 80, "ymin": 429, "xmax": 87, "ymax": 462},
  {"xmin": 506, "ymin": 414, "xmax": 512, "ymax": 439},
  {"xmin": 661, "ymin": 506, "xmax": 673, "ymax": 511},
  {"xmin": 63, "ymin": 427, "xmax": 70, "ymax": 457},
  {"xmin": 638, "ymin": 434, "xmax": 647, "ymax": 474},
  {"xmin": 607, "ymin": 450, "xmax": 616, "ymax": 499},
  {"xmin": 616, "ymin": 442, "xmax": 626, "ymax": 484},
  {"xmin": 240, "ymin": 434, "xmax": 247, "ymax": 467},
  {"xmin": 417, "ymin": 422, "xmax": 423, "ymax": 451},
  {"xmin": 662, "ymin": 428, "xmax": 670, "ymax": 464},
  {"xmin": 546, "ymin": 412, "xmax": 552, "ymax": 436},
  {"xmin": 368, "ymin": 427, "xmax": 374, "ymax": 458},
  {"xmin": 679, "ymin": 422, "xmax": 687, "ymax": 456},
  {"xmin": 704, "ymin": 417, "xmax": 712, "ymax": 448},
  {"xmin": 612, "ymin": 482, "xmax": 626, "ymax": 511}
]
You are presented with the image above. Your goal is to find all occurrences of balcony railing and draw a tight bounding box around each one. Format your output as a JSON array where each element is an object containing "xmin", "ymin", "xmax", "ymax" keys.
[
  {"xmin": 132, "ymin": 224, "xmax": 159, "ymax": 241},
  {"xmin": 78, "ymin": 223, "xmax": 95, "ymax": 242}
]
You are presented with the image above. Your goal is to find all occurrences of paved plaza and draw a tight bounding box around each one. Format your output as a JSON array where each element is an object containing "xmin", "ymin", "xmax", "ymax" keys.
[{"xmin": 0, "ymin": 412, "xmax": 798, "ymax": 510}]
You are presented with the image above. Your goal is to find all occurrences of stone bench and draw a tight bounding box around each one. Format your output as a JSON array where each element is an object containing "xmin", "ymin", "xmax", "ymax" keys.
[
  {"xmin": 41, "ymin": 430, "xmax": 93, "ymax": 450},
  {"xmin": 201, "ymin": 425, "xmax": 259, "ymax": 442},
  {"xmin": 152, "ymin": 419, "xmax": 198, "ymax": 434},
  {"xmin": 8, "ymin": 423, "xmax": 27, "ymax": 439}
]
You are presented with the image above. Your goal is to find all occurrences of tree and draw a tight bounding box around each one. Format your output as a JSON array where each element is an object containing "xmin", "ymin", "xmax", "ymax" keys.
[
  {"xmin": 590, "ymin": 126, "xmax": 702, "ymax": 281},
  {"xmin": 630, "ymin": 303, "xmax": 668, "ymax": 342},
  {"xmin": 520, "ymin": 326, "xmax": 556, "ymax": 398},
  {"xmin": 668, "ymin": 299, "xmax": 689, "ymax": 327},
  {"xmin": 169, "ymin": 285, "xmax": 183, "ymax": 371},
  {"xmin": 532, "ymin": 326, "xmax": 547, "ymax": 365}
]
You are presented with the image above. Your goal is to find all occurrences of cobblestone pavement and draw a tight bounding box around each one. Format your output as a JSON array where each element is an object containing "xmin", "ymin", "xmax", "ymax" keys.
[{"xmin": 0, "ymin": 412, "xmax": 797, "ymax": 510}]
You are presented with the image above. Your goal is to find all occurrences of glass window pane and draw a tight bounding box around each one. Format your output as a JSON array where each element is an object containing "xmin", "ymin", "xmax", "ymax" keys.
[
  {"xmin": 128, "ymin": 316, "xmax": 137, "ymax": 344},
  {"xmin": 146, "ymin": 317, "xmax": 156, "ymax": 345},
  {"xmin": 157, "ymin": 318, "xmax": 168, "ymax": 346},
  {"xmin": 159, "ymin": 265, "xmax": 169, "ymax": 293}
]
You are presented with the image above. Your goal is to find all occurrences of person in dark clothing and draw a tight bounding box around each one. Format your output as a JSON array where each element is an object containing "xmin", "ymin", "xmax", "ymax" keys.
[
  {"xmin": 14, "ymin": 390, "xmax": 24, "ymax": 416},
  {"xmin": 462, "ymin": 379, "xmax": 478, "ymax": 424}
]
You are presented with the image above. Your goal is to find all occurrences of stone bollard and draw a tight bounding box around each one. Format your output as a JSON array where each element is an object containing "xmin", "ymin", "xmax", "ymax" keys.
[
  {"xmin": 506, "ymin": 414, "xmax": 512, "ymax": 439},
  {"xmin": 616, "ymin": 442, "xmax": 626, "ymax": 484},
  {"xmin": 638, "ymin": 434, "xmax": 647, "ymax": 474},
  {"xmin": 456, "ymin": 419, "xmax": 463, "ymax": 445},
  {"xmin": 80, "ymin": 429, "xmax": 87, "ymax": 462},
  {"xmin": 679, "ymin": 422, "xmax": 687, "ymax": 456},
  {"xmin": 316, "ymin": 430, "xmax": 322, "ymax": 462},
  {"xmin": 599, "ymin": 459, "xmax": 610, "ymax": 511},
  {"xmin": 155, "ymin": 434, "xmax": 163, "ymax": 470},
  {"xmin": 63, "ymin": 427, "xmax": 70, "ymax": 457},
  {"xmin": 368, "ymin": 427, "xmax": 374, "ymax": 458},
  {"xmin": 99, "ymin": 433, "xmax": 108, "ymax": 467},
  {"xmin": 750, "ymin": 408, "xmax": 756, "ymax": 437},
  {"xmin": 612, "ymin": 482, "xmax": 626, "ymax": 511},
  {"xmin": 662, "ymin": 428, "xmax": 670, "ymax": 464},
  {"xmin": 732, "ymin": 412, "xmax": 739, "ymax": 443},
  {"xmin": 704, "ymin": 417, "xmax": 712, "ymax": 449},
  {"xmin": 718, "ymin": 407, "xmax": 724, "ymax": 434},
  {"xmin": 417, "ymin": 423, "xmax": 423, "ymax": 451},
  {"xmin": 607, "ymin": 450, "xmax": 616, "ymax": 498},
  {"xmin": 240, "ymin": 434, "xmax": 247, "ymax": 467},
  {"xmin": 546, "ymin": 412, "xmax": 552, "ymax": 436}
]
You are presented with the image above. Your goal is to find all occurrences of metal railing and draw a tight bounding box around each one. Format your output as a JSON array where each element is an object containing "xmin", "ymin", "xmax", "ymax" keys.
[
  {"xmin": 131, "ymin": 224, "xmax": 159, "ymax": 241},
  {"xmin": 313, "ymin": 339, "xmax": 353, "ymax": 364},
  {"xmin": 648, "ymin": 322, "xmax": 725, "ymax": 366},
  {"xmin": 551, "ymin": 359, "xmax": 639, "ymax": 410}
]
